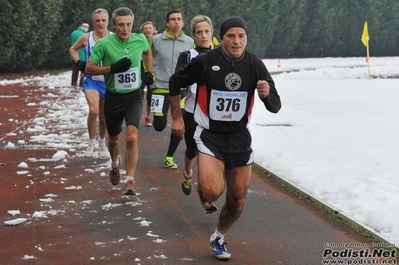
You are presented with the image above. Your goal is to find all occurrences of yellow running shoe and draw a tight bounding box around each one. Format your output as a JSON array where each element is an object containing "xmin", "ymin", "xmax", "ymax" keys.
[
  {"xmin": 164, "ymin": 156, "xmax": 177, "ymax": 169},
  {"xmin": 181, "ymin": 174, "xmax": 192, "ymax": 195}
]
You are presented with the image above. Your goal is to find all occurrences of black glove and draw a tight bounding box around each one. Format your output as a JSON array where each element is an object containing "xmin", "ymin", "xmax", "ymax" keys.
[
  {"xmin": 143, "ymin": 72, "xmax": 154, "ymax": 86},
  {"xmin": 77, "ymin": 60, "xmax": 86, "ymax": 72},
  {"xmin": 110, "ymin": 57, "xmax": 132, "ymax": 74}
]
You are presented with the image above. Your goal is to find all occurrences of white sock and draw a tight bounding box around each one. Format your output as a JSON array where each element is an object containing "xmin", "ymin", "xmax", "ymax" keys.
[
  {"xmin": 126, "ymin": 176, "xmax": 134, "ymax": 181},
  {"xmin": 98, "ymin": 138, "xmax": 105, "ymax": 145},
  {"xmin": 89, "ymin": 139, "xmax": 96, "ymax": 146},
  {"xmin": 211, "ymin": 229, "xmax": 224, "ymax": 241},
  {"xmin": 184, "ymin": 170, "xmax": 192, "ymax": 179},
  {"xmin": 111, "ymin": 159, "xmax": 120, "ymax": 168}
]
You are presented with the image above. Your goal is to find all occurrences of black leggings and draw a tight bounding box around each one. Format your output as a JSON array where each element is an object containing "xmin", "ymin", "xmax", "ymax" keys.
[{"xmin": 183, "ymin": 111, "xmax": 198, "ymax": 159}]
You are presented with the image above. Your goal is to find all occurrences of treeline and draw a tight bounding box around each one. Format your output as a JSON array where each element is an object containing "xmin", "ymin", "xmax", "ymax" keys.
[{"xmin": 0, "ymin": 0, "xmax": 398, "ymax": 73}]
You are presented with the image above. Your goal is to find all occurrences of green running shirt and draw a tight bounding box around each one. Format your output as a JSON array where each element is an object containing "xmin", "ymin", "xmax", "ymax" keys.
[{"xmin": 89, "ymin": 33, "xmax": 149, "ymax": 93}]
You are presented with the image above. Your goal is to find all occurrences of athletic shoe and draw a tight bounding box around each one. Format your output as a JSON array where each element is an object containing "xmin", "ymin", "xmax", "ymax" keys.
[
  {"xmin": 210, "ymin": 236, "xmax": 231, "ymax": 260},
  {"xmin": 84, "ymin": 145, "xmax": 95, "ymax": 157},
  {"xmin": 98, "ymin": 144, "xmax": 108, "ymax": 157},
  {"xmin": 145, "ymin": 117, "xmax": 152, "ymax": 127},
  {"xmin": 181, "ymin": 173, "xmax": 192, "ymax": 195},
  {"xmin": 109, "ymin": 155, "xmax": 122, "ymax": 186},
  {"xmin": 204, "ymin": 204, "xmax": 218, "ymax": 214},
  {"xmin": 164, "ymin": 156, "xmax": 177, "ymax": 169},
  {"xmin": 201, "ymin": 201, "xmax": 218, "ymax": 214},
  {"xmin": 122, "ymin": 180, "xmax": 136, "ymax": 196}
]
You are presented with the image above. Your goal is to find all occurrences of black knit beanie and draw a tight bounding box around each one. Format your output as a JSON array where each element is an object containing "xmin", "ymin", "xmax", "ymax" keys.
[{"xmin": 219, "ymin": 16, "xmax": 247, "ymax": 39}]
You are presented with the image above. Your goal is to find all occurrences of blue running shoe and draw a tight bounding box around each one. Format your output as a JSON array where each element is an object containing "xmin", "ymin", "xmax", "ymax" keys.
[{"xmin": 209, "ymin": 236, "xmax": 231, "ymax": 260}]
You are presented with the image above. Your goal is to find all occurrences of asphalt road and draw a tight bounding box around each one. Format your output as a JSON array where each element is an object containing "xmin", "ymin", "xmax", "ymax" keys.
[{"xmin": 0, "ymin": 83, "xmax": 378, "ymax": 265}]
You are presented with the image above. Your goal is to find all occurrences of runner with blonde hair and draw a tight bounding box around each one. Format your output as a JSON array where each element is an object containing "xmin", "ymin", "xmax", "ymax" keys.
[{"xmin": 171, "ymin": 15, "xmax": 214, "ymax": 196}]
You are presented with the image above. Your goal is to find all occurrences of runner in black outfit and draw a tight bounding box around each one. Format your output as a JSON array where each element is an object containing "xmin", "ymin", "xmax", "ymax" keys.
[
  {"xmin": 169, "ymin": 16, "xmax": 281, "ymax": 260},
  {"xmin": 173, "ymin": 15, "xmax": 214, "ymax": 196}
]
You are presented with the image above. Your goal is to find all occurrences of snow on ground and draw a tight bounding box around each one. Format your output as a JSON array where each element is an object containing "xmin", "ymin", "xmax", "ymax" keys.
[
  {"xmin": 251, "ymin": 56, "xmax": 399, "ymax": 246},
  {"xmin": 1, "ymin": 56, "xmax": 398, "ymax": 247}
]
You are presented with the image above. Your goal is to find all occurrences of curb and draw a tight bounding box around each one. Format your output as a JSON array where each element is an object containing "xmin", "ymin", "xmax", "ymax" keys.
[{"xmin": 253, "ymin": 163, "xmax": 396, "ymax": 246}]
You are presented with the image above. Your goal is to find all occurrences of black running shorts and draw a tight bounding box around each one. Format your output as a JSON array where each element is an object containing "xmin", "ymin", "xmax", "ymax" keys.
[
  {"xmin": 104, "ymin": 89, "xmax": 143, "ymax": 136},
  {"xmin": 194, "ymin": 126, "xmax": 253, "ymax": 170}
]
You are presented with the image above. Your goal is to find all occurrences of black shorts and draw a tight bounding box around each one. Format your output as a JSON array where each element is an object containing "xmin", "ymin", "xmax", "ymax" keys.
[
  {"xmin": 152, "ymin": 89, "xmax": 186, "ymax": 132},
  {"xmin": 152, "ymin": 89, "xmax": 186, "ymax": 117},
  {"xmin": 194, "ymin": 126, "xmax": 253, "ymax": 170},
  {"xmin": 104, "ymin": 89, "xmax": 143, "ymax": 136}
]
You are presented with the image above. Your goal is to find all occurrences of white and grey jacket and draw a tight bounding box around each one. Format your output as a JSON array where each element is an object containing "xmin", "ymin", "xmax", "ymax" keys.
[{"xmin": 151, "ymin": 29, "xmax": 194, "ymax": 91}]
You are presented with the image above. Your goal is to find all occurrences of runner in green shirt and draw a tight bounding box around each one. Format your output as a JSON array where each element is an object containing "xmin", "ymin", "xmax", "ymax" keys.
[{"xmin": 86, "ymin": 7, "xmax": 153, "ymax": 196}]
